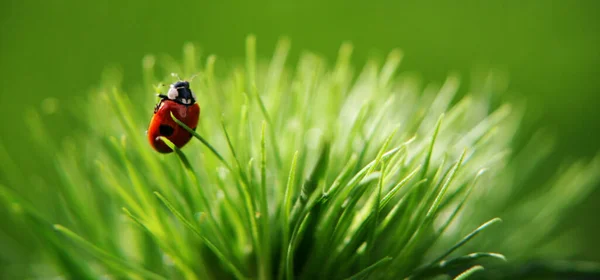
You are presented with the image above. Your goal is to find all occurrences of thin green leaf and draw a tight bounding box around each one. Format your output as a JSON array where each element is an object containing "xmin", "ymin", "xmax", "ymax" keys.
[
  {"xmin": 156, "ymin": 136, "xmax": 192, "ymax": 171},
  {"xmin": 289, "ymin": 142, "xmax": 330, "ymax": 226},
  {"xmin": 258, "ymin": 121, "xmax": 271, "ymax": 280},
  {"xmin": 421, "ymin": 114, "xmax": 443, "ymax": 179},
  {"xmin": 154, "ymin": 192, "xmax": 247, "ymax": 280},
  {"xmin": 279, "ymin": 151, "xmax": 299, "ymax": 280},
  {"xmin": 364, "ymin": 161, "xmax": 384, "ymax": 265},
  {"xmin": 453, "ymin": 265, "xmax": 484, "ymax": 280},
  {"xmin": 343, "ymin": 256, "xmax": 392, "ymax": 280},
  {"xmin": 54, "ymin": 224, "xmax": 166, "ymax": 280},
  {"xmin": 170, "ymin": 111, "xmax": 232, "ymax": 171},
  {"xmin": 433, "ymin": 217, "xmax": 503, "ymax": 265}
]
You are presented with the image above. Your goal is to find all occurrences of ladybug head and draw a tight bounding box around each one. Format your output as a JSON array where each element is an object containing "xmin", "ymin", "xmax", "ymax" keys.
[{"xmin": 165, "ymin": 81, "xmax": 196, "ymax": 105}]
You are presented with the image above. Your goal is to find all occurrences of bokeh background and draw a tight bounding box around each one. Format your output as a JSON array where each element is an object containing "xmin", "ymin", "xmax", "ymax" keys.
[{"xmin": 1, "ymin": 0, "xmax": 599, "ymax": 261}]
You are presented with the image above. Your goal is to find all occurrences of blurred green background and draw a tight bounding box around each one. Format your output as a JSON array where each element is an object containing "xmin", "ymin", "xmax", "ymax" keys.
[{"xmin": 1, "ymin": 0, "xmax": 599, "ymax": 261}]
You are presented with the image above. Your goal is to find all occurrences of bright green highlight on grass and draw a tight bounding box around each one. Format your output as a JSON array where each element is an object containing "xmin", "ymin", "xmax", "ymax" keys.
[{"xmin": 1, "ymin": 35, "xmax": 600, "ymax": 279}]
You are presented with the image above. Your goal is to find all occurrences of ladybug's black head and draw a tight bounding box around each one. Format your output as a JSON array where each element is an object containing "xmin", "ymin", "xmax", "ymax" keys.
[{"xmin": 164, "ymin": 81, "xmax": 196, "ymax": 105}]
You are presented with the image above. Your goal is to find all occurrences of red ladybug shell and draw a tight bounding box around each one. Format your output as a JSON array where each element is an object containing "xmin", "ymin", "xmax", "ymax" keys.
[{"xmin": 148, "ymin": 100, "xmax": 200, "ymax": 153}]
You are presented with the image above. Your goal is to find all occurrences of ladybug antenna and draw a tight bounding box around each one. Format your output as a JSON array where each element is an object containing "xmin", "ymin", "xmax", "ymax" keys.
[
  {"xmin": 187, "ymin": 73, "xmax": 201, "ymax": 82},
  {"xmin": 170, "ymin": 72, "xmax": 182, "ymax": 81}
]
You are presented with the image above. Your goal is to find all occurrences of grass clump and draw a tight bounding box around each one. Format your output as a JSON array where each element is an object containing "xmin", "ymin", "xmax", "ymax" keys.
[{"xmin": 1, "ymin": 35, "xmax": 600, "ymax": 279}]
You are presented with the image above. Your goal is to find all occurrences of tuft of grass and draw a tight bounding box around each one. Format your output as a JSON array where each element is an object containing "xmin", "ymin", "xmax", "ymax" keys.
[{"xmin": 1, "ymin": 35, "xmax": 600, "ymax": 279}]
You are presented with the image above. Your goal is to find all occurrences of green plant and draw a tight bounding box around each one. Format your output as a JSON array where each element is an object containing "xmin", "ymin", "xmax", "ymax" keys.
[{"xmin": 1, "ymin": 36, "xmax": 599, "ymax": 279}]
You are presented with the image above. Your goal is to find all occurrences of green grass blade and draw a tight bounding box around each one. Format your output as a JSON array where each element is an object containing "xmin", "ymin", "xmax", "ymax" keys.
[
  {"xmin": 411, "ymin": 252, "xmax": 505, "ymax": 279},
  {"xmin": 154, "ymin": 192, "xmax": 247, "ymax": 280},
  {"xmin": 221, "ymin": 119, "xmax": 263, "ymax": 270},
  {"xmin": 156, "ymin": 136, "xmax": 192, "ymax": 170},
  {"xmin": 433, "ymin": 218, "xmax": 503, "ymax": 265},
  {"xmin": 421, "ymin": 114, "xmax": 443, "ymax": 179},
  {"xmin": 379, "ymin": 165, "xmax": 421, "ymax": 209},
  {"xmin": 343, "ymin": 256, "xmax": 392, "ymax": 280},
  {"xmin": 289, "ymin": 142, "xmax": 330, "ymax": 226},
  {"xmin": 221, "ymin": 118, "xmax": 252, "ymax": 185},
  {"xmin": 364, "ymin": 161, "xmax": 384, "ymax": 266},
  {"xmin": 444, "ymin": 252, "xmax": 507, "ymax": 266},
  {"xmin": 424, "ymin": 148, "xmax": 467, "ymax": 220},
  {"xmin": 435, "ymin": 169, "xmax": 487, "ymax": 237},
  {"xmin": 170, "ymin": 112, "xmax": 232, "ymax": 171},
  {"xmin": 245, "ymin": 34, "xmax": 282, "ymax": 168},
  {"xmin": 453, "ymin": 265, "xmax": 485, "ymax": 280},
  {"xmin": 54, "ymin": 224, "xmax": 166, "ymax": 280},
  {"xmin": 285, "ymin": 213, "xmax": 311, "ymax": 280},
  {"xmin": 279, "ymin": 151, "xmax": 299, "ymax": 280},
  {"xmin": 258, "ymin": 121, "xmax": 271, "ymax": 280}
]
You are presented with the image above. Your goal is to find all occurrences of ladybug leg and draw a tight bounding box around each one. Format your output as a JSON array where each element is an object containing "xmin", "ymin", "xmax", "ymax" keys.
[{"xmin": 153, "ymin": 99, "xmax": 165, "ymax": 114}]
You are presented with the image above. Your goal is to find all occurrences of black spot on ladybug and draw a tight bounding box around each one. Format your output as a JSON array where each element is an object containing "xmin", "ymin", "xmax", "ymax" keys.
[{"xmin": 159, "ymin": 125, "xmax": 174, "ymax": 136}]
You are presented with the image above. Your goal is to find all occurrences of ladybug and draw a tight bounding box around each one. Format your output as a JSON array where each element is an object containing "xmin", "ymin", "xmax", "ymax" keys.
[{"xmin": 147, "ymin": 80, "xmax": 200, "ymax": 153}]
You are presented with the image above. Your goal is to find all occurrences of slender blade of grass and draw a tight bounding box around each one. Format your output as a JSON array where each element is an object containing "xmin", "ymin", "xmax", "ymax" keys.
[
  {"xmin": 279, "ymin": 151, "xmax": 299, "ymax": 280},
  {"xmin": 453, "ymin": 265, "xmax": 485, "ymax": 280},
  {"xmin": 421, "ymin": 114, "xmax": 443, "ymax": 179},
  {"xmin": 54, "ymin": 224, "xmax": 166, "ymax": 280},
  {"xmin": 432, "ymin": 217, "xmax": 503, "ymax": 265},
  {"xmin": 170, "ymin": 112, "xmax": 232, "ymax": 171},
  {"xmin": 154, "ymin": 192, "xmax": 247, "ymax": 280},
  {"xmin": 343, "ymin": 256, "xmax": 392, "ymax": 280}
]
